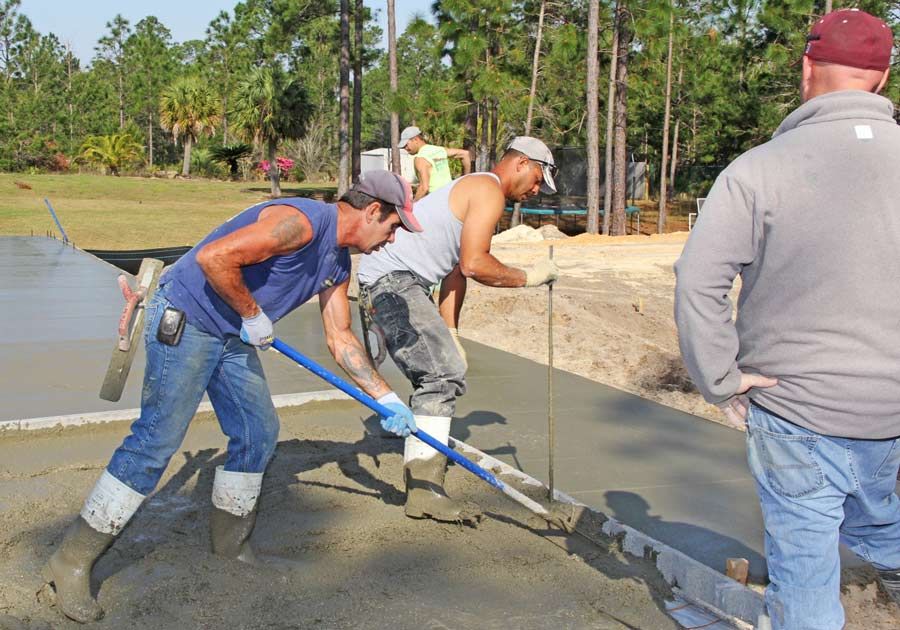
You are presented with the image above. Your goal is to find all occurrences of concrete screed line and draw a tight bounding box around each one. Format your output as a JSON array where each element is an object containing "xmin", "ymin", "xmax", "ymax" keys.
[{"xmin": 2, "ymin": 391, "xmax": 765, "ymax": 628}]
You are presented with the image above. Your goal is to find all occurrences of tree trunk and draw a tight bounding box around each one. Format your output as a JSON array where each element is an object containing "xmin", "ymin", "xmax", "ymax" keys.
[
  {"xmin": 148, "ymin": 112, "xmax": 154, "ymax": 170},
  {"xmin": 669, "ymin": 64, "xmax": 683, "ymax": 199},
  {"xmin": 477, "ymin": 101, "xmax": 489, "ymax": 172},
  {"xmin": 268, "ymin": 139, "xmax": 281, "ymax": 197},
  {"xmin": 464, "ymin": 84, "xmax": 477, "ymax": 159},
  {"xmin": 585, "ymin": 0, "xmax": 601, "ymax": 234},
  {"xmin": 611, "ymin": 2, "xmax": 631, "ymax": 236},
  {"xmin": 388, "ymin": 0, "xmax": 400, "ymax": 174},
  {"xmin": 181, "ymin": 135, "xmax": 193, "ymax": 177},
  {"xmin": 118, "ymin": 70, "xmax": 125, "ymax": 129},
  {"xmin": 489, "ymin": 98, "xmax": 499, "ymax": 168},
  {"xmin": 602, "ymin": 1, "xmax": 620, "ymax": 235},
  {"xmin": 338, "ymin": 0, "xmax": 351, "ymax": 196},
  {"xmin": 513, "ymin": 0, "xmax": 547, "ymax": 228},
  {"xmin": 352, "ymin": 0, "xmax": 363, "ymax": 183},
  {"xmin": 657, "ymin": 5, "xmax": 675, "ymax": 234},
  {"xmin": 222, "ymin": 95, "xmax": 229, "ymax": 145}
]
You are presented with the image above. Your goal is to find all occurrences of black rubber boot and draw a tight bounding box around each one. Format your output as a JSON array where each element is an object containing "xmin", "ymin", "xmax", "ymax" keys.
[
  {"xmin": 42, "ymin": 516, "xmax": 114, "ymax": 623},
  {"xmin": 404, "ymin": 455, "xmax": 482, "ymax": 526},
  {"xmin": 877, "ymin": 568, "xmax": 900, "ymax": 606},
  {"xmin": 210, "ymin": 506, "xmax": 259, "ymax": 564}
]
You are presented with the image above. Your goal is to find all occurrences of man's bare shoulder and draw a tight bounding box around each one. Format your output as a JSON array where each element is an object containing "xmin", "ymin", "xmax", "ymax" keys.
[{"xmin": 450, "ymin": 174, "xmax": 503, "ymax": 218}]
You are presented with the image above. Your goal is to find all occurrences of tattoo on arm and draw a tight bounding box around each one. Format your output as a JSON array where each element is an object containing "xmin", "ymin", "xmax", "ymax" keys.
[
  {"xmin": 270, "ymin": 214, "xmax": 306, "ymax": 250},
  {"xmin": 339, "ymin": 343, "xmax": 389, "ymax": 396}
]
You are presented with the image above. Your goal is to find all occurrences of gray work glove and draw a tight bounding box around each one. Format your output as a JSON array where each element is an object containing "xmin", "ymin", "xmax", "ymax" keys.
[
  {"xmin": 524, "ymin": 258, "xmax": 560, "ymax": 287},
  {"xmin": 448, "ymin": 328, "xmax": 467, "ymax": 370}
]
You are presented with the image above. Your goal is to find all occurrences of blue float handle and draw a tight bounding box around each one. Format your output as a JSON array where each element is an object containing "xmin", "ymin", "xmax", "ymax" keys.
[
  {"xmin": 271, "ymin": 337, "xmax": 505, "ymax": 492},
  {"xmin": 44, "ymin": 198, "xmax": 70, "ymax": 243}
]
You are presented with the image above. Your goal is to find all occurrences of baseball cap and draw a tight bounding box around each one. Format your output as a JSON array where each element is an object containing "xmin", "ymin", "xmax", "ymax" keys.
[
  {"xmin": 351, "ymin": 170, "xmax": 422, "ymax": 232},
  {"xmin": 398, "ymin": 126, "xmax": 422, "ymax": 149},
  {"xmin": 507, "ymin": 136, "xmax": 557, "ymax": 194},
  {"xmin": 804, "ymin": 9, "xmax": 893, "ymax": 71}
]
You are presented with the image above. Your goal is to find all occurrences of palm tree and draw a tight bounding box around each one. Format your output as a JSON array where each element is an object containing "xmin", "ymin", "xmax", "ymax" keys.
[
  {"xmin": 79, "ymin": 133, "xmax": 144, "ymax": 175},
  {"xmin": 210, "ymin": 143, "xmax": 253, "ymax": 180},
  {"xmin": 159, "ymin": 76, "xmax": 220, "ymax": 177},
  {"xmin": 231, "ymin": 65, "xmax": 312, "ymax": 197}
]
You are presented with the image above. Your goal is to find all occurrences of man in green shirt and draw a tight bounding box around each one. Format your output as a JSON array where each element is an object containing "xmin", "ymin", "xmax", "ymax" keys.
[{"xmin": 399, "ymin": 126, "xmax": 472, "ymax": 200}]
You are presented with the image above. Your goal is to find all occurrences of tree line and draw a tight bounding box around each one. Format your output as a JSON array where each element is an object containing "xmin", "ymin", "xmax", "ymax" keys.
[{"xmin": 0, "ymin": 0, "xmax": 897, "ymax": 233}]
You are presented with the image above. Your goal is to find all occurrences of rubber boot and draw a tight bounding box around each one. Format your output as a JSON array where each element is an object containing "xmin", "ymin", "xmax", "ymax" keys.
[
  {"xmin": 210, "ymin": 505, "xmax": 259, "ymax": 564},
  {"xmin": 210, "ymin": 466, "xmax": 262, "ymax": 564},
  {"xmin": 41, "ymin": 517, "xmax": 114, "ymax": 623},
  {"xmin": 403, "ymin": 415, "xmax": 481, "ymax": 526},
  {"xmin": 877, "ymin": 568, "xmax": 900, "ymax": 606}
]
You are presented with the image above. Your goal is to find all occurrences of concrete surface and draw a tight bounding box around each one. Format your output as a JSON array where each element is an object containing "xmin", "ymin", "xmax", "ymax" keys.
[{"xmin": 2, "ymin": 236, "xmax": 883, "ymax": 587}]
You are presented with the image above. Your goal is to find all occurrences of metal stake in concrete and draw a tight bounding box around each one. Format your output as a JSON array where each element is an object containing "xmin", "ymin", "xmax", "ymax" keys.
[{"xmin": 548, "ymin": 245, "xmax": 555, "ymax": 499}]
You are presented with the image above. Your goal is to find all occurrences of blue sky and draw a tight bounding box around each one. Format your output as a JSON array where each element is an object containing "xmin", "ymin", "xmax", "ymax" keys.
[{"xmin": 20, "ymin": 0, "xmax": 433, "ymax": 64}]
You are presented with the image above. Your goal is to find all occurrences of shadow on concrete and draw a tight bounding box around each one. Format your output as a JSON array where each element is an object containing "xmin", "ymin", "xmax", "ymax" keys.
[{"xmin": 604, "ymin": 490, "xmax": 766, "ymax": 582}]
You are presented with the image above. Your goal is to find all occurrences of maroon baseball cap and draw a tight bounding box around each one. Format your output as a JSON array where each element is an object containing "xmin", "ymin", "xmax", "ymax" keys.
[
  {"xmin": 352, "ymin": 170, "xmax": 422, "ymax": 233},
  {"xmin": 804, "ymin": 9, "xmax": 893, "ymax": 71}
]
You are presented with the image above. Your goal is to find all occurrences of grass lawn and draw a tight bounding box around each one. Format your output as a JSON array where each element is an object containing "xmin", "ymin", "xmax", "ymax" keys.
[{"xmin": 0, "ymin": 173, "xmax": 337, "ymax": 249}]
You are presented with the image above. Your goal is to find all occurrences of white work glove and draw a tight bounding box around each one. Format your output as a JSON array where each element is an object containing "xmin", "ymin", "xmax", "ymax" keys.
[
  {"xmin": 448, "ymin": 328, "xmax": 467, "ymax": 370},
  {"xmin": 524, "ymin": 258, "xmax": 560, "ymax": 287},
  {"xmin": 239, "ymin": 310, "xmax": 274, "ymax": 349},
  {"xmin": 718, "ymin": 372, "xmax": 778, "ymax": 429}
]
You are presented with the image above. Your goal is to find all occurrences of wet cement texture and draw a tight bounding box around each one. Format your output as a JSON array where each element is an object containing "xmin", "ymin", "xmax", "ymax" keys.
[{"xmin": 0, "ymin": 403, "xmax": 677, "ymax": 629}]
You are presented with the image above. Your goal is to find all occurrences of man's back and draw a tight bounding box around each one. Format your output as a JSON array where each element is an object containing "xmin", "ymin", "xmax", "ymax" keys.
[{"xmin": 676, "ymin": 90, "xmax": 900, "ymax": 438}]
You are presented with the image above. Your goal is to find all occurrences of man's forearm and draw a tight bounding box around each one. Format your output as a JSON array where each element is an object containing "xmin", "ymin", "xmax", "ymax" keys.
[
  {"xmin": 331, "ymin": 332, "xmax": 391, "ymax": 398},
  {"xmin": 461, "ymin": 253, "xmax": 527, "ymax": 287},
  {"xmin": 438, "ymin": 266, "xmax": 468, "ymax": 327},
  {"xmin": 200, "ymin": 262, "xmax": 258, "ymax": 317}
]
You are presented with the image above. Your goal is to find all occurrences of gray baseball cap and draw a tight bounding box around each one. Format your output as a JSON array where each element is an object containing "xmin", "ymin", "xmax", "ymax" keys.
[
  {"xmin": 351, "ymin": 170, "xmax": 422, "ymax": 232},
  {"xmin": 399, "ymin": 126, "xmax": 422, "ymax": 149},
  {"xmin": 507, "ymin": 136, "xmax": 557, "ymax": 194}
]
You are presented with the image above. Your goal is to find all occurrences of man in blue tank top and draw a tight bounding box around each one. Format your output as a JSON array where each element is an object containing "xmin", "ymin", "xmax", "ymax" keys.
[
  {"xmin": 42, "ymin": 172, "xmax": 422, "ymax": 624},
  {"xmin": 357, "ymin": 137, "xmax": 560, "ymax": 526}
]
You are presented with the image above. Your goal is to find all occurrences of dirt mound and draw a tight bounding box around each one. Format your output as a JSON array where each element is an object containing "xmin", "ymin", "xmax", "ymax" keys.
[
  {"xmin": 538, "ymin": 224, "xmax": 568, "ymax": 240},
  {"xmin": 491, "ymin": 224, "xmax": 543, "ymax": 244}
]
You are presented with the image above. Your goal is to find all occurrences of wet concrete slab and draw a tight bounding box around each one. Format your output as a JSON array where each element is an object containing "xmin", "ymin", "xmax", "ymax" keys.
[
  {"xmin": 0, "ymin": 237, "xmax": 409, "ymax": 422},
  {"xmin": 2, "ymin": 236, "xmax": 883, "ymax": 590}
]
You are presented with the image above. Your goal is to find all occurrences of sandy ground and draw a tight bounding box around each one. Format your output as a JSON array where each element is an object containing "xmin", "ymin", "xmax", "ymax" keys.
[
  {"xmin": 463, "ymin": 231, "xmax": 720, "ymax": 422},
  {"xmin": 459, "ymin": 230, "xmax": 900, "ymax": 629},
  {"xmin": 0, "ymin": 402, "xmax": 678, "ymax": 629}
]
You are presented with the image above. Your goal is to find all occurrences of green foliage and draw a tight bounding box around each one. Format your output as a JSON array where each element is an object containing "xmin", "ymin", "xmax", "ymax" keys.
[
  {"xmin": 210, "ymin": 143, "xmax": 253, "ymax": 179},
  {"xmin": 78, "ymin": 132, "xmax": 144, "ymax": 175},
  {"xmin": 159, "ymin": 76, "xmax": 220, "ymax": 144}
]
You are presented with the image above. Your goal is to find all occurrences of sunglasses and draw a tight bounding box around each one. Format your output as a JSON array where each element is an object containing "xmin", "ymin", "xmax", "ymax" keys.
[{"xmin": 531, "ymin": 159, "xmax": 558, "ymax": 178}]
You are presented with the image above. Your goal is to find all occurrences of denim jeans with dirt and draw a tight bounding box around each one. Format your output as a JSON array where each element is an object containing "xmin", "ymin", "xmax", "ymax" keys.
[
  {"xmin": 746, "ymin": 403, "xmax": 900, "ymax": 630},
  {"xmin": 106, "ymin": 286, "xmax": 280, "ymax": 496},
  {"xmin": 360, "ymin": 271, "xmax": 466, "ymax": 417}
]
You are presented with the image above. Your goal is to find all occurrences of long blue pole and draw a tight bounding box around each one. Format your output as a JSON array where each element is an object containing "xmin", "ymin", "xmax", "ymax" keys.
[
  {"xmin": 44, "ymin": 198, "xmax": 69, "ymax": 243},
  {"xmin": 271, "ymin": 337, "xmax": 505, "ymax": 491}
]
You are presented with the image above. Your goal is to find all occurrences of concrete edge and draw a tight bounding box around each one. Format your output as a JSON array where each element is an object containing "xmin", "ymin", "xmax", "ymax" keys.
[
  {"xmin": 449, "ymin": 436, "xmax": 765, "ymax": 628},
  {"xmin": 0, "ymin": 389, "xmax": 350, "ymax": 432}
]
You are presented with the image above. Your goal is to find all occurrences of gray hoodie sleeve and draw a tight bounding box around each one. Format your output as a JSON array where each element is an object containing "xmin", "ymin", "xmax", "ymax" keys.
[{"xmin": 674, "ymin": 171, "xmax": 759, "ymax": 405}]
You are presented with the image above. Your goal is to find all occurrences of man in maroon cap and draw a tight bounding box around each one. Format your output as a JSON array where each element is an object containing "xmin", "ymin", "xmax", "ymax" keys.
[
  {"xmin": 675, "ymin": 9, "xmax": 899, "ymax": 629},
  {"xmin": 41, "ymin": 171, "xmax": 421, "ymax": 623}
]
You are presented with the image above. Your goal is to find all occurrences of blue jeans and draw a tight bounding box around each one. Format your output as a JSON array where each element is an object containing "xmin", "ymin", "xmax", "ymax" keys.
[
  {"xmin": 107, "ymin": 288, "xmax": 280, "ymax": 495},
  {"xmin": 746, "ymin": 403, "xmax": 900, "ymax": 630},
  {"xmin": 360, "ymin": 271, "xmax": 466, "ymax": 417}
]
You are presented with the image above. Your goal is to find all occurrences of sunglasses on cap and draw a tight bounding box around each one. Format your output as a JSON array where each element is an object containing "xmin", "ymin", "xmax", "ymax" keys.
[{"xmin": 531, "ymin": 159, "xmax": 558, "ymax": 178}]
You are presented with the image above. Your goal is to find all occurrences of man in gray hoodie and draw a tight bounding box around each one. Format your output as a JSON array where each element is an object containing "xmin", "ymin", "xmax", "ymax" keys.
[{"xmin": 674, "ymin": 9, "xmax": 899, "ymax": 629}]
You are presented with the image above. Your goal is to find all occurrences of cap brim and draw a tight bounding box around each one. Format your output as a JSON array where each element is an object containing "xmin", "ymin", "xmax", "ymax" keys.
[
  {"xmin": 398, "ymin": 139, "xmax": 410, "ymax": 149},
  {"xmin": 398, "ymin": 207, "xmax": 423, "ymax": 232},
  {"xmin": 540, "ymin": 164, "xmax": 557, "ymax": 194}
]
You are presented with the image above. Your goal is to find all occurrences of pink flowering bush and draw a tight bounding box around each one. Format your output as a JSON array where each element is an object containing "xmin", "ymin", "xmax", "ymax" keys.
[{"xmin": 258, "ymin": 157, "xmax": 295, "ymax": 179}]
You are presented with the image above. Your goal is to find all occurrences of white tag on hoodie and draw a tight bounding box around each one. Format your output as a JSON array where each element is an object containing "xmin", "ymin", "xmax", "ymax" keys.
[{"xmin": 855, "ymin": 125, "xmax": 874, "ymax": 140}]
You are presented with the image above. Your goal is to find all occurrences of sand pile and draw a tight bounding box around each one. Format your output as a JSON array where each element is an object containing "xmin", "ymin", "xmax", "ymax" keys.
[
  {"xmin": 492, "ymin": 224, "xmax": 543, "ymax": 244},
  {"xmin": 538, "ymin": 225, "xmax": 568, "ymax": 240}
]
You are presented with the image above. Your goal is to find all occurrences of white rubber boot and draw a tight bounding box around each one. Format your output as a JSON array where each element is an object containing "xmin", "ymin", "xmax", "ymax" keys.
[
  {"xmin": 403, "ymin": 416, "xmax": 482, "ymax": 526},
  {"xmin": 210, "ymin": 466, "xmax": 263, "ymax": 564},
  {"xmin": 43, "ymin": 470, "xmax": 144, "ymax": 623}
]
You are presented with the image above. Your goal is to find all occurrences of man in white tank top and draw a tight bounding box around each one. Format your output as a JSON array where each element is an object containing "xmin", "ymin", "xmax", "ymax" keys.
[{"xmin": 357, "ymin": 137, "xmax": 559, "ymax": 525}]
